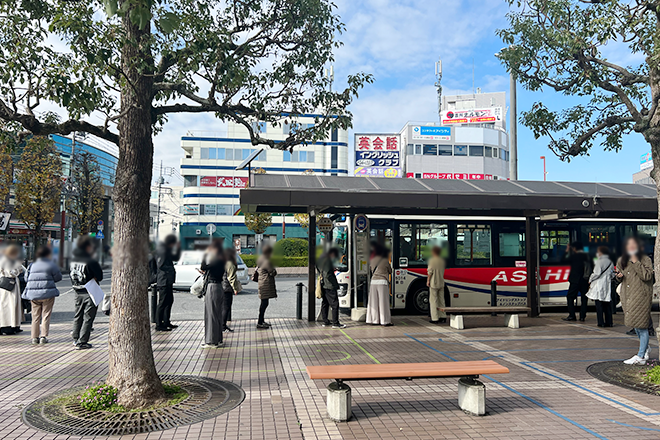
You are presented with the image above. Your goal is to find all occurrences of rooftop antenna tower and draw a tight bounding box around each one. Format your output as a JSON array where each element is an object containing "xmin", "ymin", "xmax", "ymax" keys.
[{"xmin": 435, "ymin": 58, "xmax": 443, "ymax": 121}]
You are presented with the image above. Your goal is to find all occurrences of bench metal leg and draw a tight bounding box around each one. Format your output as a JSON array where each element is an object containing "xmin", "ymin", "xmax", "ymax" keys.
[
  {"xmin": 458, "ymin": 377, "xmax": 486, "ymax": 416},
  {"xmin": 450, "ymin": 315, "xmax": 464, "ymax": 330},
  {"xmin": 327, "ymin": 381, "xmax": 351, "ymax": 422},
  {"xmin": 504, "ymin": 313, "xmax": 520, "ymax": 329}
]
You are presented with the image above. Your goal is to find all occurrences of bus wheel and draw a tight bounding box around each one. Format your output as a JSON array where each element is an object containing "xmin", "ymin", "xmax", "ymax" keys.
[{"xmin": 407, "ymin": 287, "xmax": 430, "ymax": 315}]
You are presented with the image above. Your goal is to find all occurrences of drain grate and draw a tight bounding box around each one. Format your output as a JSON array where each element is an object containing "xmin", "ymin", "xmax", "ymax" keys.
[{"xmin": 22, "ymin": 375, "xmax": 245, "ymax": 436}]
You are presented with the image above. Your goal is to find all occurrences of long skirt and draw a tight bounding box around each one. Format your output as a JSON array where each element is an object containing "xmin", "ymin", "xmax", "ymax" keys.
[
  {"xmin": 366, "ymin": 282, "xmax": 391, "ymax": 325},
  {"xmin": 204, "ymin": 283, "xmax": 224, "ymax": 344}
]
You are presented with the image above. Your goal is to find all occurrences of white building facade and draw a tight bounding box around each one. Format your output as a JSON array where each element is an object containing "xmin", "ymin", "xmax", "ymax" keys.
[{"xmin": 179, "ymin": 116, "xmax": 349, "ymax": 251}]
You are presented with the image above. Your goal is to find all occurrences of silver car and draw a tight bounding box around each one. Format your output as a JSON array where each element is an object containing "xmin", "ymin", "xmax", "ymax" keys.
[{"xmin": 174, "ymin": 250, "xmax": 250, "ymax": 290}]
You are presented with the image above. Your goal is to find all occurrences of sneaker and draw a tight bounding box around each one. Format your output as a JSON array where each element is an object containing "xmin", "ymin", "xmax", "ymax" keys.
[
  {"xmin": 256, "ymin": 323, "xmax": 270, "ymax": 329},
  {"xmin": 39, "ymin": 337, "xmax": 48, "ymax": 344},
  {"xmin": 263, "ymin": 322, "xmax": 272, "ymax": 327},
  {"xmin": 201, "ymin": 343, "xmax": 219, "ymax": 349},
  {"xmin": 623, "ymin": 355, "xmax": 646, "ymax": 365},
  {"xmin": 224, "ymin": 327, "xmax": 234, "ymax": 333},
  {"xmin": 31, "ymin": 338, "xmax": 39, "ymax": 345},
  {"xmin": 382, "ymin": 323, "xmax": 394, "ymax": 327},
  {"xmin": 76, "ymin": 343, "xmax": 93, "ymax": 350},
  {"xmin": 644, "ymin": 348, "xmax": 651, "ymax": 360},
  {"xmin": 332, "ymin": 324, "xmax": 347, "ymax": 329},
  {"xmin": 167, "ymin": 324, "xmax": 179, "ymax": 329},
  {"xmin": 321, "ymin": 322, "xmax": 332, "ymax": 327},
  {"xmin": 155, "ymin": 327, "xmax": 172, "ymax": 332},
  {"xmin": 562, "ymin": 316, "xmax": 577, "ymax": 322}
]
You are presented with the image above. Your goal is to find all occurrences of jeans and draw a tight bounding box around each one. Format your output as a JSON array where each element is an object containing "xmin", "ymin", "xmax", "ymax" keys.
[
  {"xmin": 594, "ymin": 300, "xmax": 612, "ymax": 327},
  {"xmin": 258, "ymin": 298, "xmax": 269, "ymax": 325},
  {"xmin": 636, "ymin": 328, "xmax": 650, "ymax": 358},
  {"xmin": 156, "ymin": 284, "xmax": 174, "ymax": 328},
  {"xmin": 566, "ymin": 279, "xmax": 589, "ymax": 319},
  {"xmin": 72, "ymin": 292, "xmax": 98, "ymax": 344},
  {"xmin": 321, "ymin": 288, "xmax": 340, "ymax": 325}
]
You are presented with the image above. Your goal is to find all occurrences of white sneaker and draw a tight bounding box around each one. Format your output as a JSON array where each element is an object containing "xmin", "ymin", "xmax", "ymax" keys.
[
  {"xmin": 623, "ymin": 355, "xmax": 646, "ymax": 365},
  {"xmin": 644, "ymin": 348, "xmax": 651, "ymax": 360}
]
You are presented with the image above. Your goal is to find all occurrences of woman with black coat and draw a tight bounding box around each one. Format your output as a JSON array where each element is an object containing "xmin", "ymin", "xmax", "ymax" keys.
[
  {"xmin": 200, "ymin": 240, "xmax": 226, "ymax": 348},
  {"xmin": 222, "ymin": 248, "xmax": 242, "ymax": 333}
]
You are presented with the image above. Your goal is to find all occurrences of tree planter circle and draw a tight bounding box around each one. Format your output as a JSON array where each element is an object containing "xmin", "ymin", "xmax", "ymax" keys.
[
  {"xmin": 587, "ymin": 361, "xmax": 660, "ymax": 396},
  {"xmin": 22, "ymin": 376, "xmax": 245, "ymax": 436}
]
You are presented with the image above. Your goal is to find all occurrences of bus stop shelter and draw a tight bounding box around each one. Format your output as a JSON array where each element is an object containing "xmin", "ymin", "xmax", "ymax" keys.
[{"xmin": 240, "ymin": 174, "xmax": 657, "ymax": 320}]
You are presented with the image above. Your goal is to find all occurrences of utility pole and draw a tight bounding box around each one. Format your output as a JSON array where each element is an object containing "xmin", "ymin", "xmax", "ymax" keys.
[
  {"xmin": 540, "ymin": 156, "xmax": 548, "ymax": 181},
  {"xmin": 509, "ymin": 72, "xmax": 518, "ymax": 180},
  {"xmin": 155, "ymin": 161, "xmax": 164, "ymax": 243}
]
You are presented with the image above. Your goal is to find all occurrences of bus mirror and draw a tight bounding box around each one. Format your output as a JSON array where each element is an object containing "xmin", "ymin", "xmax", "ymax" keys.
[{"xmin": 399, "ymin": 257, "xmax": 408, "ymax": 268}]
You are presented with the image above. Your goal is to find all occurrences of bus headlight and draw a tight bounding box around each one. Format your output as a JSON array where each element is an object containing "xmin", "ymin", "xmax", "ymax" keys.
[{"xmin": 338, "ymin": 284, "xmax": 348, "ymax": 297}]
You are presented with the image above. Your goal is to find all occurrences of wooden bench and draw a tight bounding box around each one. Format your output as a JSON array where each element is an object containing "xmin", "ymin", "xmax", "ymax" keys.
[
  {"xmin": 306, "ymin": 360, "xmax": 509, "ymax": 420},
  {"xmin": 440, "ymin": 306, "xmax": 530, "ymax": 330}
]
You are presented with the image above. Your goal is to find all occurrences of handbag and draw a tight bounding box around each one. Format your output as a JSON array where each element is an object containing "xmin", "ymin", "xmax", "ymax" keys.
[
  {"xmin": 315, "ymin": 275, "xmax": 323, "ymax": 299},
  {"xmin": 251, "ymin": 266, "xmax": 259, "ymax": 283},
  {"xmin": 0, "ymin": 276, "xmax": 16, "ymax": 291}
]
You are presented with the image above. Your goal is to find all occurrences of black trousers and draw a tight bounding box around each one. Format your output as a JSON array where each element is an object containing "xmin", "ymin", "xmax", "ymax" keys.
[
  {"xmin": 222, "ymin": 290, "xmax": 234, "ymax": 330},
  {"xmin": 258, "ymin": 298, "xmax": 269, "ymax": 324},
  {"xmin": 72, "ymin": 292, "xmax": 98, "ymax": 344},
  {"xmin": 595, "ymin": 300, "xmax": 613, "ymax": 327},
  {"xmin": 156, "ymin": 284, "xmax": 174, "ymax": 328},
  {"xmin": 321, "ymin": 288, "xmax": 340, "ymax": 325},
  {"xmin": 566, "ymin": 279, "xmax": 589, "ymax": 320}
]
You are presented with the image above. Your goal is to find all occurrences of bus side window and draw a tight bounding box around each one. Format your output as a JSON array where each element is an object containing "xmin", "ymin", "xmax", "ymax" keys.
[
  {"xmin": 540, "ymin": 230, "xmax": 570, "ymax": 263},
  {"xmin": 455, "ymin": 225, "xmax": 492, "ymax": 266}
]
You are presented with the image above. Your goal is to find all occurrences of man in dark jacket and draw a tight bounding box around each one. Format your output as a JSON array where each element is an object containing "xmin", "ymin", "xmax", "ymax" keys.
[
  {"xmin": 316, "ymin": 248, "xmax": 345, "ymax": 329},
  {"xmin": 70, "ymin": 236, "xmax": 104, "ymax": 349},
  {"xmin": 155, "ymin": 234, "xmax": 181, "ymax": 331},
  {"xmin": 562, "ymin": 241, "xmax": 592, "ymax": 322}
]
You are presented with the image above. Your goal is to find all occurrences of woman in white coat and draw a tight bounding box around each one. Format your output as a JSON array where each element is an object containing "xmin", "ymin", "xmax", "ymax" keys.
[
  {"xmin": 586, "ymin": 246, "xmax": 615, "ymax": 327},
  {"xmin": 0, "ymin": 245, "xmax": 26, "ymax": 335}
]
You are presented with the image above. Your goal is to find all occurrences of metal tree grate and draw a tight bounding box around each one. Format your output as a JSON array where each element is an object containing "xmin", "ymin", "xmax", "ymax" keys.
[{"xmin": 22, "ymin": 375, "xmax": 245, "ymax": 436}]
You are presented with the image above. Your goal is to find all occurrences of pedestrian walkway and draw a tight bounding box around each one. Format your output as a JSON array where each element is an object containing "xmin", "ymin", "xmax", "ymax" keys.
[{"xmin": 1, "ymin": 314, "xmax": 660, "ymax": 439}]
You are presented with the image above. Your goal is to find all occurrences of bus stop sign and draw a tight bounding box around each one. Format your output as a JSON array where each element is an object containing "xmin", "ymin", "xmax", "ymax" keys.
[{"xmin": 354, "ymin": 214, "xmax": 369, "ymax": 233}]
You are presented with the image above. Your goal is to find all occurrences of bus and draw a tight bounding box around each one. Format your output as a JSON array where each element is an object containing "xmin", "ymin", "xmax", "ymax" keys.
[{"xmin": 330, "ymin": 216, "xmax": 658, "ymax": 314}]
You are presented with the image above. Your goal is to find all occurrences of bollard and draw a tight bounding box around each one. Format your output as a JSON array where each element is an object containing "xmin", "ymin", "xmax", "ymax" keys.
[
  {"xmin": 490, "ymin": 280, "xmax": 497, "ymax": 316},
  {"xmin": 150, "ymin": 285, "xmax": 158, "ymax": 324},
  {"xmin": 296, "ymin": 282, "xmax": 304, "ymax": 320}
]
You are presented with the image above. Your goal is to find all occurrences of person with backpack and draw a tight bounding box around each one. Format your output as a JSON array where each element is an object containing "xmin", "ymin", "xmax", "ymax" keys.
[
  {"xmin": 70, "ymin": 236, "xmax": 104, "ymax": 349},
  {"xmin": 562, "ymin": 241, "xmax": 592, "ymax": 322},
  {"xmin": 586, "ymin": 246, "xmax": 615, "ymax": 327},
  {"xmin": 154, "ymin": 234, "xmax": 181, "ymax": 331}
]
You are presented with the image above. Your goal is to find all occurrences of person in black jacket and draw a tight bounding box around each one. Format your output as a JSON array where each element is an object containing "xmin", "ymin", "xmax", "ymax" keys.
[
  {"xmin": 200, "ymin": 239, "xmax": 225, "ymax": 348},
  {"xmin": 70, "ymin": 236, "xmax": 104, "ymax": 349},
  {"xmin": 155, "ymin": 234, "xmax": 181, "ymax": 331},
  {"xmin": 562, "ymin": 241, "xmax": 592, "ymax": 322},
  {"xmin": 316, "ymin": 248, "xmax": 345, "ymax": 328}
]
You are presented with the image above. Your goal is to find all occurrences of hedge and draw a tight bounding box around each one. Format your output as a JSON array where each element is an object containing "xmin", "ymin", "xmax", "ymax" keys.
[
  {"xmin": 241, "ymin": 255, "xmax": 307, "ymax": 268},
  {"xmin": 273, "ymin": 238, "xmax": 308, "ymax": 257}
]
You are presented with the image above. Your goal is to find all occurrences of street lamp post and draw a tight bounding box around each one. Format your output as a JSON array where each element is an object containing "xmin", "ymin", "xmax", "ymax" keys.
[{"xmin": 540, "ymin": 156, "xmax": 547, "ymax": 181}]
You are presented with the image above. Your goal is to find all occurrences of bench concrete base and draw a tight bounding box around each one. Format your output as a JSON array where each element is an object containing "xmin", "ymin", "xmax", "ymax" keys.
[
  {"xmin": 504, "ymin": 313, "xmax": 520, "ymax": 329},
  {"xmin": 450, "ymin": 315, "xmax": 464, "ymax": 330},
  {"xmin": 327, "ymin": 382, "xmax": 352, "ymax": 421},
  {"xmin": 458, "ymin": 377, "xmax": 486, "ymax": 416}
]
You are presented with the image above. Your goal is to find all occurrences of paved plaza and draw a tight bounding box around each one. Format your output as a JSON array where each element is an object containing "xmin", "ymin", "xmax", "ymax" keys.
[{"xmin": 1, "ymin": 313, "xmax": 660, "ymax": 439}]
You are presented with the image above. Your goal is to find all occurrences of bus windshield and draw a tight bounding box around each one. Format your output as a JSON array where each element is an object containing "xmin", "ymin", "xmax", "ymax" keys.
[{"xmin": 331, "ymin": 225, "xmax": 349, "ymax": 271}]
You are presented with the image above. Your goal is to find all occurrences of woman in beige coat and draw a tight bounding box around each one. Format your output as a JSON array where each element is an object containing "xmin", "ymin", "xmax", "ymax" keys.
[
  {"xmin": 366, "ymin": 243, "xmax": 392, "ymax": 326},
  {"xmin": 0, "ymin": 245, "xmax": 26, "ymax": 335},
  {"xmin": 616, "ymin": 237, "xmax": 654, "ymax": 365}
]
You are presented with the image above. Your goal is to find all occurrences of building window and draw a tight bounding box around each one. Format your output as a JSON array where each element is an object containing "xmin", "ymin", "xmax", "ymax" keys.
[
  {"xmin": 183, "ymin": 204, "xmax": 199, "ymax": 215},
  {"xmin": 331, "ymin": 146, "xmax": 338, "ymax": 169},
  {"xmin": 283, "ymin": 123, "xmax": 291, "ymax": 135},
  {"xmin": 200, "ymin": 148, "xmax": 209, "ymax": 159},
  {"xmin": 292, "ymin": 151, "xmax": 299, "ymax": 162},
  {"xmin": 415, "ymin": 173, "xmax": 422, "ymax": 178},
  {"xmin": 414, "ymin": 144, "xmax": 422, "ymax": 155},
  {"xmin": 217, "ymin": 148, "xmax": 225, "ymax": 159},
  {"xmin": 469, "ymin": 146, "xmax": 484, "ymax": 157},
  {"xmin": 331, "ymin": 128, "xmax": 338, "ymax": 142},
  {"xmin": 184, "ymin": 175, "xmax": 198, "ymax": 187},
  {"xmin": 454, "ymin": 145, "xmax": 468, "ymax": 156},
  {"xmin": 499, "ymin": 232, "xmax": 525, "ymax": 257},
  {"xmin": 438, "ymin": 145, "xmax": 452, "ymax": 156},
  {"xmin": 485, "ymin": 146, "xmax": 492, "ymax": 158},
  {"xmin": 283, "ymin": 151, "xmax": 291, "ymax": 162},
  {"xmin": 202, "ymin": 204, "xmax": 217, "ymax": 215},
  {"xmin": 493, "ymin": 148, "xmax": 498, "ymax": 158},
  {"xmin": 208, "ymin": 148, "xmax": 217, "ymax": 159},
  {"xmin": 307, "ymin": 151, "xmax": 315, "ymax": 163},
  {"xmin": 506, "ymin": 151, "xmax": 510, "ymax": 161},
  {"xmin": 225, "ymin": 148, "xmax": 234, "ymax": 160},
  {"xmin": 257, "ymin": 150, "xmax": 267, "ymax": 161},
  {"xmin": 299, "ymin": 151, "xmax": 307, "ymax": 162},
  {"xmin": 242, "ymin": 149, "xmax": 253, "ymax": 160},
  {"xmin": 455, "ymin": 224, "xmax": 492, "ymax": 266},
  {"xmin": 423, "ymin": 145, "xmax": 437, "ymax": 155},
  {"xmin": 251, "ymin": 121, "xmax": 267, "ymax": 133},
  {"xmin": 407, "ymin": 144, "xmax": 414, "ymax": 155}
]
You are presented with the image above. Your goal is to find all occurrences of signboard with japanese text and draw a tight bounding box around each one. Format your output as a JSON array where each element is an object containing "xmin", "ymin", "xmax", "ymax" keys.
[
  {"xmin": 406, "ymin": 173, "xmax": 494, "ymax": 180},
  {"xmin": 641, "ymin": 152, "xmax": 653, "ymax": 170},
  {"xmin": 200, "ymin": 176, "xmax": 249, "ymax": 188},
  {"xmin": 441, "ymin": 107, "xmax": 503, "ymax": 125},
  {"xmin": 411, "ymin": 126, "xmax": 451, "ymax": 141},
  {"xmin": 354, "ymin": 134, "xmax": 402, "ymax": 178}
]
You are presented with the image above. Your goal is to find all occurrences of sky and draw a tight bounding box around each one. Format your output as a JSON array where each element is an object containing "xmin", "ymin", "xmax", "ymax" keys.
[{"xmin": 151, "ymin": 0, "xmax": 650, "ymax": 185}]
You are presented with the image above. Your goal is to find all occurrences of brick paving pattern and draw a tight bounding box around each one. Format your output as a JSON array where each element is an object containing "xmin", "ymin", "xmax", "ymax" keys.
[{"xmin": 1, "ymin": 313, "xmax": 660, "ymax": 439}]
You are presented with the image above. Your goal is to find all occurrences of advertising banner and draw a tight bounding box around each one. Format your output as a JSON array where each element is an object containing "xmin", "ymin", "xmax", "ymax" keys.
[
  {"xmin": 641, "ymin": 152, "xmax": 653, "ymax": 170},
  {"xmin": 354, "ymin": 134, "xmax": 402, "ymax": 178},
  {"xmin": 200, "ymin": 176, "xmax": 249, "ymax": 188},
  {"xmin": 441, "ymin": 107, "xmax": 503, "ymax": 125},
  {"xmin": 411, "ymin": 126, "xmax": 451, "ymax": 141},
  {"xmin": 407, "ymin": 173, "xmax": 493, "ymax": 180}
]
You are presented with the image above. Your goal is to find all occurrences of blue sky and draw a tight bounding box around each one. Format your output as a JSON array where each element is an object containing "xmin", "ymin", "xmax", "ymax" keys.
[{"xmin": 154, "ymin": 0, "xmax": 650, "ymax": 184}]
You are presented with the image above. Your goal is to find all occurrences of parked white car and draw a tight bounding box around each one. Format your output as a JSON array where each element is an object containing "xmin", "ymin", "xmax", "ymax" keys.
[{"xmin": 174, "ymin": 250, "xmax": 250, "ymax": 290}]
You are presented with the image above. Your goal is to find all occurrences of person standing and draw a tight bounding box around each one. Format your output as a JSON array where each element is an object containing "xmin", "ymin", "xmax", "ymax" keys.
[
  {"xmin": 366, "ymin": 244, "xmax": 392, "ymax": 326},
  {"xmin": 200, "ymin": 240, "xmax": 226, "ymax": 348},
  {"xmin": 222, "ymin": 248, "xmax": 242, "ymax": 333},
  {"xmin": 255, "ymin": 245, "xmax": 277, "ymax": 329},
  {"xmin": 562, "ymin": 241, "xmax": 592, "ymax": 322},
  {"xmin": 0, "ymin": 245, "xmax": 26, "ymax": 335},
  {"xmin": 23, "ymin": 246, "xmax": 62, "ymax": 344},
  {"xmin": 155, "ymin": 234, "xmax": 181, "ymax": 331},
  {"xmin": 616, "ymin": 237, "xmax": 654, "ymax": 365},
  {"xmin": 427, "ymin": 246, "xmax": 447, "ymax": 324},
  {"xmin": 70, "ymin": 237, "xmax": 104, "ymax": 349},
  {"xmin": 317, "ymin": 248, "xmax": 346, "ymax": 329},
  {"xmin": 586, "ymin": 246, "xmax": 615, "ymax": 328}
]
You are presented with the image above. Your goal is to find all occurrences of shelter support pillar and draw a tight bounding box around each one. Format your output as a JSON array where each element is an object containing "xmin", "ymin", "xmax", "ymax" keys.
[
  {"xmin": 525, "ymin": 216, "xmax": 540, "ymax": 317},
  {"xmin": 308, "ymin": 213, "xmax": 317, "ymax": 322}
]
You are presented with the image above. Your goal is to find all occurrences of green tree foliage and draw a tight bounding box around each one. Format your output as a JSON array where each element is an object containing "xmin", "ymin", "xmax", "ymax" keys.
[
  {"xmin": 273, "ymin": 237, "xmax": 308, "ymax": 257},
  {"xmin": 0, "ymin": 0, "xmax": 371, "ymax": 409},
  {"xmin": 14, "ymin": 137, "xmax": 62, "ymax": 243},
  {"xmin": 70, "ymin": 151, "xmax": 105, "ymax": 234},
  {"xmin": 0, "ymin": 153, "xmax": 12, "ymax": 211},
  {"xmin": 244, "ymin": 212, "xmax": 273, "ymax": 235}
]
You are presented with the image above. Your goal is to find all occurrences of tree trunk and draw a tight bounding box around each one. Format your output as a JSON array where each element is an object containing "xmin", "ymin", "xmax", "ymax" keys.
[
  {"xmin": 650, "ymin": 138, "xmax": 660, "ymax": 336},
  {"xmin": 105, "ymin": 6, "xmax": 164, "ymax": 409}
]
